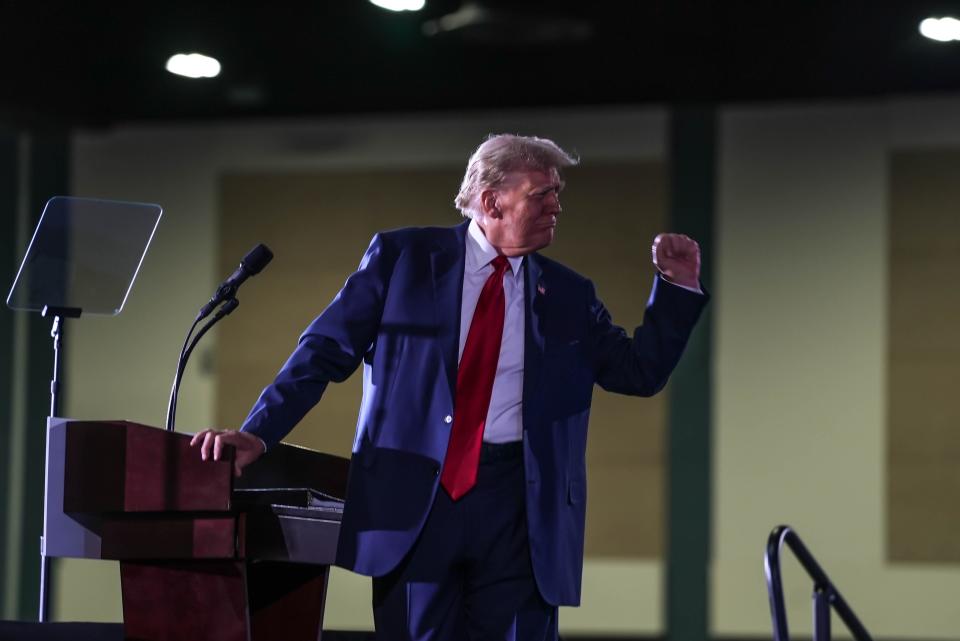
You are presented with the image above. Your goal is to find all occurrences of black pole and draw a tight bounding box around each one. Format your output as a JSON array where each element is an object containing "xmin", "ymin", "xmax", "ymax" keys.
[
  {"xmin": 49, "ymin": 315, "xmax": 62, "ymax": 416},
  {"xmin": 166, "ymin": 298, "xmax": 239, "ymax": 432},
  {"xmin": 666, "ymin": 102, "xmax": 715, "ymax": 641},
  {"xmin": 38, "ymin": 306, "xmax": 79, "ymax": 622},
  {"xmin": 38, "ymin": 314, "xmax": 61, "ymax": 622},
  {"xmin": 766, "ymin": 526, "xmax": 873, "ymax": 641},
  {"xmin": 813, "ymin": 586, "xmax": 831, "ymax": 641}
]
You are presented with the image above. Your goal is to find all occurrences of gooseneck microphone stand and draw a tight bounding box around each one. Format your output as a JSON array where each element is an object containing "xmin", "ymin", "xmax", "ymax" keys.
[{"xmin": 165, "ymin": 298, "xmax": 239, "ymax": 432}]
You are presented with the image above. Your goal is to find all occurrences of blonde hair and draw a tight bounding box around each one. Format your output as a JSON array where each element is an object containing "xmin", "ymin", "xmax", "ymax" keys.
[{"xmin": 455, "ymin": 134, "xmax": 578, "ymax": 218}]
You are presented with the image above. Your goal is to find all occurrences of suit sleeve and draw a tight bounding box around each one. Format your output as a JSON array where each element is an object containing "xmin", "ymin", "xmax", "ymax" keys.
[
  {"xmin": 589, "ymin": 274, "xmax": 708, "ymax": 396},
  {"xmin": 239, "ymin": 233, "xmax": 393, "ymax": 449}
]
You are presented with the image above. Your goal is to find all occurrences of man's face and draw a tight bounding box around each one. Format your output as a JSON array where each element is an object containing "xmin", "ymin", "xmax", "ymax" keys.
[{"xmin": 479, "ymin": 168, "xmax": 563, "ymax": 256}]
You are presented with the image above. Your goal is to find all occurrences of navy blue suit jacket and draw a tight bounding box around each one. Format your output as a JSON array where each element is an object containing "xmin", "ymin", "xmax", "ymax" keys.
[{"xmin": 241, "ymin": 221, "xmax": 707, "ymax": 606}]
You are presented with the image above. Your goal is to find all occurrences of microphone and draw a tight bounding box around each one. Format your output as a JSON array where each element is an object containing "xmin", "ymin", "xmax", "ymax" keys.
[{"xmin": 198, "ymin": 243, "xmax": 273, "ymax": 320}]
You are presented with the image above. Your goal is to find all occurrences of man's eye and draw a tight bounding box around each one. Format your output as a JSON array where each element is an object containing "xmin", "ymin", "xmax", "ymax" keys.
[{"xmin": 530, "ymin": 187, "xmax": 558, "ymax": 199}]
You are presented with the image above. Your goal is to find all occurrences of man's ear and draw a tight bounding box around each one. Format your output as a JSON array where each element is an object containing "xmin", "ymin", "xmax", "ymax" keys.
[{"xmin": 480, "ymin": 189, "xmax": 501, "ymax": 219}]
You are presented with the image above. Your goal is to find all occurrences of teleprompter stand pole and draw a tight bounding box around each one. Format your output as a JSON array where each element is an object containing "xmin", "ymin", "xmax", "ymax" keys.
[{"xmin": 38, "ymin": 304, "xmax": 81, "ymax": 622}]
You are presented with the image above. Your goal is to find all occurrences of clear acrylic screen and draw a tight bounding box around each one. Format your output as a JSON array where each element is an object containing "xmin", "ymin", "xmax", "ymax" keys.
[{"xmin": 6, "ymin": 196, "xmax": 162, "ymax": 315}]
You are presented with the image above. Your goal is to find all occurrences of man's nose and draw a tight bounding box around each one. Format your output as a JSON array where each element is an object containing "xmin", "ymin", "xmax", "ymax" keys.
[{"xmin": 546, "ymin": 192, "xmax": 561, "ymax": 211}]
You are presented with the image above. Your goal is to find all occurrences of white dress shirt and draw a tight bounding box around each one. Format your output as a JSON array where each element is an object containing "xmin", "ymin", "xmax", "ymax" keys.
[{"xmin": 459, "ymin": 219, "xmax": 525, "ymax": 444}]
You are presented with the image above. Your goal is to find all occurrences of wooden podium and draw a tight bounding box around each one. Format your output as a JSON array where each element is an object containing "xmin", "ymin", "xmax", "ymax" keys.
[{"xmin": 43, "ymin": 418, "xmax": 350, "ymax": 641}]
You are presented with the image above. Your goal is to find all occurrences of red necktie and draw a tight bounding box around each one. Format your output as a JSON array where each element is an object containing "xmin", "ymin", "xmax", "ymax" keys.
[{"xmin": 441, "ymin": 255, "xmax": 510, "ymax": 500}]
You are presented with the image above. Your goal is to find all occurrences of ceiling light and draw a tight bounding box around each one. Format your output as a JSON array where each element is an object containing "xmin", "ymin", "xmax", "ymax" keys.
[
  {"xmin": 919, "ymin": 17, "xmax": 960, "ymax": 42},
  {"xmin": 369, "ymin": 0, "xmax": 425, "ymax": 12},
  {"xmin": 165, "ymin": 53, "xmax": 221, "ymax": 79}
]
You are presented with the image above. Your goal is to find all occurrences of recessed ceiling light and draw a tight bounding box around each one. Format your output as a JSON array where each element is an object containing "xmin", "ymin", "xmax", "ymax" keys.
[
  {"xmin": 165, "ymin": 53, "xmax": 221, "ymax": 79},
  {"xmin": 369, "ymin": 0, "xmax": 425, "ymax": 12},
  {"xmin": 919, "ymin": 16, "xmax": 960, "ymax": 42}
]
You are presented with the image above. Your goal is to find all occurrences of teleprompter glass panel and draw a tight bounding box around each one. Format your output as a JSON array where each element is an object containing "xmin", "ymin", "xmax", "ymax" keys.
[{"xmin": 7, "ymin": 196, "xmax": 162, "ymax": 316}]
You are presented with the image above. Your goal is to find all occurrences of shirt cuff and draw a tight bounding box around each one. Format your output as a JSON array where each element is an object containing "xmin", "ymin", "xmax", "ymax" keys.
[{"xmin": 659, "ymin": 273, "xmax": 704, "ymax": 295}]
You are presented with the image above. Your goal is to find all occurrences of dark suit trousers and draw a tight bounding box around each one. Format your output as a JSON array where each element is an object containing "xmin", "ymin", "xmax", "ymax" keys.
[{"xmin": 372, "ymin": 452, "xmax": 558, "ymax": 641}]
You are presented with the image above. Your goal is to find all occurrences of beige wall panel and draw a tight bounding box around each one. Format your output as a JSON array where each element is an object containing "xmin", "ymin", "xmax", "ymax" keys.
[
  {"xmin": 714, "ymin": 104, "xmax": 890, "ymax": 637},
  {"xmin": 887, "ymin": 149, "xmax": 960, "ymax": 563}
]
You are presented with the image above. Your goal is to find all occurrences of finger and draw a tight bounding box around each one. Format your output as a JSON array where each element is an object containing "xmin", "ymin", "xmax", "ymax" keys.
[
  {"xmin": 675, "ymin": 236, "xmax": 697, "ymax": 254},
  {"xmin": 679, "ymin": 240, "xmax": 701, "ymax": 262},
  {"xmin": 213, "ymin": 434, "xmax": 226, "ymax": 461},
  {"xmin": 190, "ymin": 430, "xmax": 208, "ymax": 447},
  {"xmin": 658, "ymin": 234, "xmax": 677, "ymax": 256},
  {"xmin": 200, "ymin": 431, "xmax": 217, "ymax": 461},
  {"xmin": 234, "ymin": 461, "xmax": 243, "ymax": 478},
  {"xmin": 652, "ymin": 235, "xmax": 666, "ymax": 266},
  {"xmin": 664, "ymin": 235, "xmax": 698, "ymax": 259}
]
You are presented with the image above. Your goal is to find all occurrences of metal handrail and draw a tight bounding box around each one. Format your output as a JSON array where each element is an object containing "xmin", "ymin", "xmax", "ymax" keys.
[{"xmin": 765, "ymin": 525, "xmax": 873, "ymax": 641}]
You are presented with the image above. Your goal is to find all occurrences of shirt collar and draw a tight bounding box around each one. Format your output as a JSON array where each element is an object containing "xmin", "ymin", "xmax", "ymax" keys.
[{"xmin": 466, "ymin": 218, "xmax": 524, "ymax": 280}]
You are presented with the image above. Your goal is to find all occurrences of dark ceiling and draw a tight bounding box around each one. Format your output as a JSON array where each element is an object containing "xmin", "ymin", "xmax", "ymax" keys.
[{"xmin": 2, "ymin": 1, "xmax": 960, "ymax": 128}]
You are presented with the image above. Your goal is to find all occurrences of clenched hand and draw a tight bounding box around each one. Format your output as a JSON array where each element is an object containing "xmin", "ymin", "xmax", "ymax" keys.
[{"xmin": 651, "ymin": 233, "xmax": 700, "ymax": 290}]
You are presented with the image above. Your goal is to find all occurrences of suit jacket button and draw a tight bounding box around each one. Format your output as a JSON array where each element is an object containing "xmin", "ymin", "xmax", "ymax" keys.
[
  {"xmin": 433, "ymin": 466, "xmax": 440, "ymax": 477},
  {"xmin": 444, "ymin": 415, "xmax": 452, "ymax": 424}
]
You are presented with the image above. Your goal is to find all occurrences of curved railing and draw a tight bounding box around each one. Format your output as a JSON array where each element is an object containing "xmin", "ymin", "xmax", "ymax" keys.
[{"xmin": 765, "ymin": 525, "xmax": 873, "ymax": 641}]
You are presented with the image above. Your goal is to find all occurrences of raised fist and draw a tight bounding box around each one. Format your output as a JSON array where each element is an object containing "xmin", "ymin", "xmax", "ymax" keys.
[{"xmin": 651, "ymin": 233, "xmax": 701, "ymax": 289}]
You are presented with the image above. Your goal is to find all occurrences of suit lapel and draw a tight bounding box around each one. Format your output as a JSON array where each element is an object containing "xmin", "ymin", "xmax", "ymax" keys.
[
  {"xmin": 523, "ymin": 253, "xmax": 546, "ymax": 427},
  {"xmin": 431, "ymin": 221, "xmax": 469, "ymax": 405}
]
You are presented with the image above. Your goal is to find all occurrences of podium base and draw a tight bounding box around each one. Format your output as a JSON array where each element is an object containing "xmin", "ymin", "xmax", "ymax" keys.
[{"xmin": 121, "ymin": 560, "xmax": 328, "ymax": 641}]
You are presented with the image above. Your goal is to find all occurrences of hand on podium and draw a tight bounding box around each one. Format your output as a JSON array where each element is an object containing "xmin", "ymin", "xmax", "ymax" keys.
[{"xmin": 190, "ymin": 429, "xmax": 266, "ymax": 477}]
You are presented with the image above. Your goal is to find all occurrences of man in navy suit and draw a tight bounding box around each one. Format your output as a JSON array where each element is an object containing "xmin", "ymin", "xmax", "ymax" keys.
[{"xmin": 193, "ymin": 134, "xmax": 707, "ymax": 640}]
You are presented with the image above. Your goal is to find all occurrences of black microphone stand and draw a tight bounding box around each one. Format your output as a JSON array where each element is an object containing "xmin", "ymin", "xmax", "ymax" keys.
[{"xmin": 165, "ymin": 297, "xmax": 240, "ymax": 432}]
